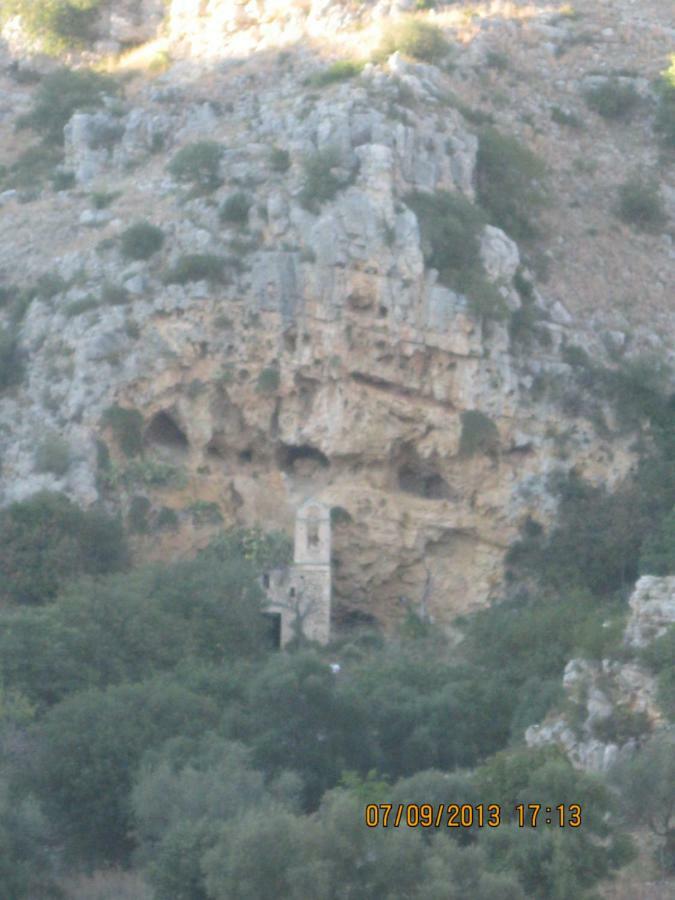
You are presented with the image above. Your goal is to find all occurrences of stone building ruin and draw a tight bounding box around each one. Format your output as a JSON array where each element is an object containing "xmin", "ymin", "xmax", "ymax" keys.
[{"xmin": 262, "ymin": 498, "xmax": 332, "ymax": 647}]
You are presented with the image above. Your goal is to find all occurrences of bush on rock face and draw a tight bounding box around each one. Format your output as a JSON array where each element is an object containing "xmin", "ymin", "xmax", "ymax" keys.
[
  {"xmin": 168, "ymin": 142, "xmax": 223, "ymax": 194},
  {"xmin": 120, "ymin": 222, "xmax": 165, "ymax": 261},
  {"xmin": 1, "ymin": 0, "xmax": 104, "ymax": 54},
  {"xmin": 616, "ymin": 176, "xmax": 668, "ymax": 233},
  {"xmin": 18, "ymin": 68, "xmax": 120, "ymax": 145},
  {"xmin": 164, "ymin": 254, "xmax": 229, "ymax": 286},
  {"xmin": 375, "ymin": 19, "xmax": 451, "ymax": 64},
  {"xmin": 476, "ymin": 128, "xmax": 547, "ymax": 241},
  {"xmin": 583, "ymin": 79, "xmax": 642, "ymax": 121},
  {"xmin": 655, "ymin": 56, "xmax": 675, "ymax": 150}
]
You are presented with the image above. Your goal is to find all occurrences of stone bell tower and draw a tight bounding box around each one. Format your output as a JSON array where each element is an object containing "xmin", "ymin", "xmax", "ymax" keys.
[
  {"xmin": 263, "ymin": 498, "xmax": 332, "ymax": 647},
  {"xmin": 288, "ymin": 498, "xmax": 331, "ymax": 644}
]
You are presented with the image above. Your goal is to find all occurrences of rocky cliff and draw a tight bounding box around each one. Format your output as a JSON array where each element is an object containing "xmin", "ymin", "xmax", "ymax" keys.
[{"xmin": 0, "ymin": 0, "xmax": 673, "ymax": 629}]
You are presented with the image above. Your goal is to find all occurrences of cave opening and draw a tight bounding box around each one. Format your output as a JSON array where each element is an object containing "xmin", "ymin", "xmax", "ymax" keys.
[
  {"xmin": 145, "ymin": 411, "xmax": 189, "ymax": 452},
  {"xmin": 398, "ymin": 466, "xmax": 451, "ymax": 500},
  {"xmin": 277, "ymin": 443, "xmax": 330, "ymax": 476}
]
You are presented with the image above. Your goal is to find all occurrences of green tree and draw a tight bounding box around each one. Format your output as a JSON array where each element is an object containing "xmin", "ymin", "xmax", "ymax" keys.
[
  {"xmin": 0, "ymin": 554, "xmax": 268, "ymax": 709},
  {"xmin": 609, "ymin": 730, "xmax": 675, "ymax": 871},
  {"xmin": 237, "ymin": 651, "xmax": 371, "ymax": 808},
  {"xmin": 168, "ymin": 142, "xmax": 223, "ymax": 194},
  {"xmin": 132, "ymin": 734, "xmax": 297, "ymax": 900},
  {"xmin": 640, "ymin": 507, "xmax": 675, "ymax": 575},
  {"xmin": 476, "ymin": 128, "xmax": 547, "ymax": 240},
  {"xmin": 18, "ymin": 67, "xmax": 120, "ymax": 144},
  {"xmin": 25, "ymin": 677, "xmax": 218, "ymax": 864},
  {"xmin": 0, "ymin": 491, "xmax": 127, "ymax": 605},
  {"xmin": 0, "ymin": 778, "xmax": 61, "ymax": 899}
]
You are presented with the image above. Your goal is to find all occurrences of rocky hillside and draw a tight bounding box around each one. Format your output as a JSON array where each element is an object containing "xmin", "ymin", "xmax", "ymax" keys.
[{"xmin": 0, "ymin": 0, "xmax": 673, "ymax": 628}]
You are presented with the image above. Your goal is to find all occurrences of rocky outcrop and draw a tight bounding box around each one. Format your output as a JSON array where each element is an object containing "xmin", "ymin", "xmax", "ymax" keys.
[
  {"xmin": 0, "ymin": 1, "xmax": 672, "ymax": 629},
  {"xmin": 624, "ymin": 576, "xmax": 675, "ymax": 649},
  {"xmin": 526, "ymin": 577, "xmax": 675, "ymax": 771}
]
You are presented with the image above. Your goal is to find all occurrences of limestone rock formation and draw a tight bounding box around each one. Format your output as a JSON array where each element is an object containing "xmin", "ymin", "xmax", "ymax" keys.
[
  {"xmin": 526, "ymin": 577, "xmax": 675, "ymax": 772},
  {"xmin": 0, "ymin": 0, "xmax": 673, "ymax": 630}
]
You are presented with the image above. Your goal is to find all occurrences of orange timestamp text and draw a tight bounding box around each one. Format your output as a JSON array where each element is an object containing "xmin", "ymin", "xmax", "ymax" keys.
[{"xmin": 364, "ymin": 803, "xmax": 582, "ymax": 829}]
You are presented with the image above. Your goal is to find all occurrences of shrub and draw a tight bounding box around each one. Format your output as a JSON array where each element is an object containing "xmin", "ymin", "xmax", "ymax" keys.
[
  {"xmin": 0, "ymin": 326, "xmax": 22, "ymax": 392},
  {"xmin": 584, "ymin": 79, "xmax": 642, "ymax": 120},
  {"xmin": 34, "ymin": 433, "xmax": 71, "ymax": 476},
  {"xmin": 1, "ymin": 143, "xmax": 62, "ymax": 190},
  {"xmin": 405, "ymin": 190, "xmax": 506, "ymax": 319},
  {"xmin": 311, "ymin": 59, "xmax": 364, "ymax": 86},
  {"xmin": 591, "ymin": 706, "xmax": 650, "ymax": 744},
  {"xmin": 219, "ymin": 191, "xmax": 252, "ymax": 226},
  {"xmin": 116, "ymin": 459, "xmax": 186, "ymax": 489},
  {"xmin": 0, "ymin": 491, "xmax": 127, "ymax": 605},
  {"xmin": 616, "ymin": 175, "xmax": 668, "ymax": 233},
  {"xmin": 102, "ymin": 405, "xmax": 144, "ymax": 457},
  {"xmin": 128, "ymin": 495, "xmax": 151, "ymax": 534},
  {"xmin": 120, "ymin": 221, "xmax": 165, "ymax": 261},
  {"xmin": 51, "ymin": 168, "xmax": 75, "ymax": 190},
  {"xmin": 2, "ymin": 0, "xmax": 104, "ymax": 53},
  {"xmin": 376, "ymin": 19, "xmax": 451, "ymax": 64},
  {"xmin": 485, "ymin": 50, "xmax": 509, "ymax": 71},
  {"xmin": 90, "ymin": 190, "xmax": 119, "ymax": 210},
  {"xmin": 168, "ymin": 141, "xmax": 223, "ymax": 194},
  {"xmin": 476, "ymin": 128, "xmax": 548, "ymax": 240},
  {"xmin": 35, "ymin": 271, "xmax": 67, "ymax": 300},
  {"xmin": 298, "ymin": 148, "xmax": 348, "ymax": 212},
  {"xmin": 101, "ymin": 282, "xmax": 130, "ymax": 306},
  {"xmin": 256, "ymin": 367, "xmax": 280, "ymax": 394},
  {"xmin": 459, "ymin": 410, "xmax": 500, "ymax": 457},
  {"xmin": 609, "ymin": 730, "xmax": 675, "ymax": 866},
  {"xmin": 65, "ymin": 295, "xmax": 99, "ymax": 317},
  {"xmin": 18, "ymin": 68, "xmax": 120, "ymax": 145},
  {"xmin": 269, "ymin": 146, "xmax": 291, "ymax": 172},
  {"xmin": 655, "ymin": 56, "xmax": 675, "ymax": 150},
  {"xmin": 639, "ymin": 507, "xmax": 675, "ymax": 575},
  {"xmin": 155, "ymin": 506, "xmax": 179, "ymax": 532},
  {"xmin": 406, "ymin": 190, "xmax": 485, "ymax": 282},
  {"xmin": 164, "ymin": 254, "xmax": 228, "ymax": 286}
]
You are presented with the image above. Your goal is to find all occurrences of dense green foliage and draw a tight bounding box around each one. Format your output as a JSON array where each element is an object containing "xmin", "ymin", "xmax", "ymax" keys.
[
  {"xmin": 168, "ymin": 142, "xmax": 223, "ymax": 194},
  {"xmin": 610, "ymin": 731, "xmax": 675, "ymax": 870},
  {"xmin": 33, "ymin": 432, "xmax": 70, "ymax": 476},
  {"xmin": 0, "ymin": 427, "xmax": 670, "ymax": 899},
  {"xmin": 584, "ymin": 79, "xmax": 642, "ymax": 120},
  {"xmin": 459, "ymin": 410, "xmax": 500, "ymax": 457},
  {"xmin": 311, "ymin": 59, "xmax": 365, "ymax": 86},
  {"xmin": 17, "ymin": 68, "xmax": 120, "ymax": 145},
  {"xmin": 26, "ymin": 677, "xmax": 219, "ymax": 864},
  {"xmin": 655, "ymin": 56, "xmax": 675, "ymax": 150},
  {"xmin": 640, "ymin": 507, "xmax": 675, "ymax": 575},
  {"xmin": 298, "ymin": 148, "xmax": 351, "ymax": 213},
  {"xmin": 475, "ymin": 128, "xmax": 548, "ymax": 240},
  {"xmin": 1, "ymin": 0, "xmax": 104, "ymax": 53},
  {"xmin": 0, "ymin": 491, "xmax": 127, "ymax": 606},
  {"xmin": 617, "ymin": 175, "xmax": 668, "ymax": 232},
  {"xmin": 0, "ymin": 325, "xmax": 22, "ymax": 391},
  {"xmin": 375, "ymin": 19, "xmax": 451, "ymax": 64},
  {"xmin": 102, "ymin": 404, "xmax": 144, "ymax": 456},
  {"xmin": 120, "ymin": 221, "xmax": 165, "ymax": 261},
  {"xmin": 268, "ymin": 145, "xmax": 291, "ymax": 172},
  {"xmin": 405, "ymin": 190, "xmax": 506, "ymax": 319},
  {"xmin": 219, "ymin": 191, "xmax": 252, "ymax": 226},
  {"xmin": 164, "ymin": 254, "xmax": 229, "ymax": 286}
]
